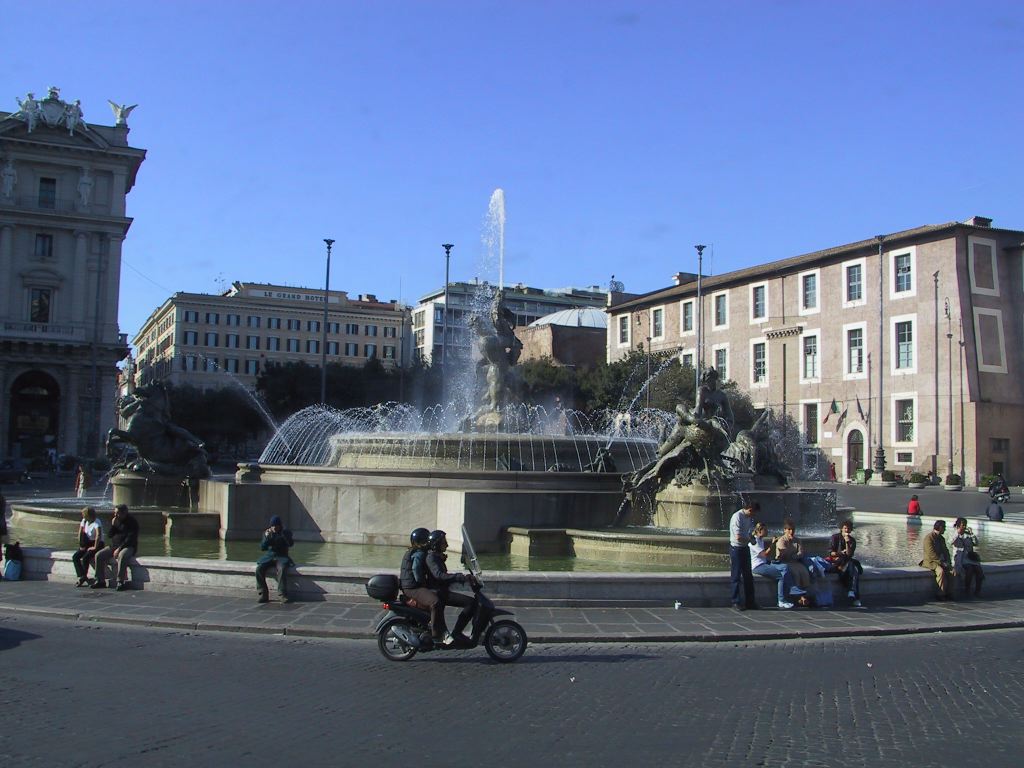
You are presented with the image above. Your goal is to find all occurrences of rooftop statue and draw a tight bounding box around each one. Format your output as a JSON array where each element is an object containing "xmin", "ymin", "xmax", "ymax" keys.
[
  {"xmin": 107, "ymin": 382, "xmax": 209, "ymax": 477},
  {"xmin": 8, "ymin": 88, "xmax": 89, "ymax": 134},
  {"xmin": 107, "ymin": 100, "xmax": 138, "ymax": 127}
]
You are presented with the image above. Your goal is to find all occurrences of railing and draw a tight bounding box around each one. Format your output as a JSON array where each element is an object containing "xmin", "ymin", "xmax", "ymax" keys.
[
  {"xmin": 1, "ymin": 321, "xmax": 87, "ymax": 342},
  {"xmin": 0, "ymin": 194, "xmax": 111, "ymax": 216}
]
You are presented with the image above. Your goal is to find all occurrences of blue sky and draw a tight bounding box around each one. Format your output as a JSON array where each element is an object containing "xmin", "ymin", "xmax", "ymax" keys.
[{"xmin": 5, "ymin": 1, "xmax": 1023, "ymax": 340}]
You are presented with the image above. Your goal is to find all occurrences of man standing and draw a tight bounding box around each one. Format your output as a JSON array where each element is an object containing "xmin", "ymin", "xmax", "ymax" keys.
[
  {"xmin": 729, "ymin": 501, "xmax": 759, "ymax": 611},
  {"xmin": 94, "ymin": 504, "xmax": 139, "ymax": 590},
  {"xmin": 920, "ymin": 520, "xmax": 953, "ymax": 601},
  {"xmin": 256, "ymin": 516, "xmax": 294, "ymax": 604}
]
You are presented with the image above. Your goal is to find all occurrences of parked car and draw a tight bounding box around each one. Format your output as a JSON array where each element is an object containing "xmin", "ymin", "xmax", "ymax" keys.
[{"xmin": 0, "ymin": 459, "xmax": 30, "ymax": 484}]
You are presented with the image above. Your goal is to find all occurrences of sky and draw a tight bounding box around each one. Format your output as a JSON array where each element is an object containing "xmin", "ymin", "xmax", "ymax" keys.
[{"xmin": 5, "ymin": 0, "xmax": 1024, "ymax": 342}]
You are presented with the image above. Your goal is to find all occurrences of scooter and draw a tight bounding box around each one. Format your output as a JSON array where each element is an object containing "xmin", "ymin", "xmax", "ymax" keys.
[
  {"xmin": 989, "ymin": 486, "xmax": 1011, "ymax": 504},
  {"xmin": 366, "ymin": 526, "xmax": 528, "ymax": 663}
]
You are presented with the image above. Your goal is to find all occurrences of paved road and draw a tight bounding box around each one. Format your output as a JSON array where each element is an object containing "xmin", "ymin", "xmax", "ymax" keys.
[
  {"xmin": 2, "ymin": 614, "xmax": 1022, "ymax": 768},
  {"xmin": 837, "ymin": 483, "xmax": 1024, "ymax": 520}
]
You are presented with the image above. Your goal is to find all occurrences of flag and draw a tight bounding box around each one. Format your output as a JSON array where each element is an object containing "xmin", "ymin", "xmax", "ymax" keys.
[
  {"xmin": 823, "ymin": 398, "xmax": 839, "ymax": 424},
  {"xmin": 836, "ymin": 406, "xmax": 849, "ymax": 429},
  {"xmin": 856, "ymin": 396, "xmax": 866, "ymax": 422}
]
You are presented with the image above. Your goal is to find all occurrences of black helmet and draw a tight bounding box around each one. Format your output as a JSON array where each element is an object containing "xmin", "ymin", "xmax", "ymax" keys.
[
  {"xmin": 410, "ymin": 527, "xmax": 430, "ymax": 548},
  {"xmin": 427, "ymin": 529, "xmax": 448, "ymax": 551}
]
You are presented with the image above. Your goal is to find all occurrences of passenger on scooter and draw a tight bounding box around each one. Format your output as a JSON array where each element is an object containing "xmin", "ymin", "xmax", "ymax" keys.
[
  {"xmin": 399, "ymin": 527, "xmax": 444, "ymax": 643},
  {"xmin": 425, "ymin": 529, "xmax": 477, "ymax": 646},
  {"xmin": 989, "ymin": 474, "xmax": 1009, "ymax": 498}
]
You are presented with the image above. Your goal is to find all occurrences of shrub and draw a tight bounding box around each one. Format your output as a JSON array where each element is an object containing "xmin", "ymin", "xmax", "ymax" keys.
[
  {"xmin": 945, "ymin": 473, "xmax": 962, "ymax": 485},
  {"xmin": 909, "ymin": 472, "xmax": 927, "ymax": 484},
  {"xmin": 979, "ymin": 473, "xmax": 997, "ymax": 488},
  {"xmin": 881, "ymin": 470, "xmax": 896, "ymax": 482}
]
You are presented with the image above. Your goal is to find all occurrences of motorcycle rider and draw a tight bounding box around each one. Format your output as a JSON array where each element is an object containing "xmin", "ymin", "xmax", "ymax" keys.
[
  {"xmin": 399, "ymin": 527, "xmax": 444, "ymax": 643},
  {"xmin": 989, "ymin": 474, "xmax": 1009, "ymax": 499},
  {"xmin": 425, "ymin": 529, "xmax": 477, "ymax": 646}
]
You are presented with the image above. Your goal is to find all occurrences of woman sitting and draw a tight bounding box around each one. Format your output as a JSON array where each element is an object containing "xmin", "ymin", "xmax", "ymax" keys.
[
  {"xmin": 951, "ymin": 517, "xmax": 984, "ymax": 597},
  {"xmin": 749, "ymin": 522, "xmax": 803, "ymax": 609},
  {"xmin": 773, "ymin": 518, "xmax": 812, "ymax": 594}
]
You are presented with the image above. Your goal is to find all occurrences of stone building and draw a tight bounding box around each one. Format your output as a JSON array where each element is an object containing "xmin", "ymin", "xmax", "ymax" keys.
[
  {"xmin": 133, "ymin": 282, "xmax": 410, "ymax": 389},
  {"xmin": 608, "ymin": 217, "xmax": 1024, "ymax": 484},
  {"xmin": 516, "ymin": 307, "xmax": 608, "ymax": 369},
  {"xmin": 412, "ymin": 281, "xmax": 606, "ymax": 364},
  {"xmin": 0, "ymin": 87, "xmax": 145, "ymax": 461}
]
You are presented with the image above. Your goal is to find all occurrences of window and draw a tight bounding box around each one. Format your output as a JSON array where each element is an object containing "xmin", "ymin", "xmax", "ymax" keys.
[
  {"xmin": 184, "ymin": 330, "xmax": 198, "ymax": 345},
  {"xmin": 713, "ymin": 294, "xmax": 727, "ymax": 328},
  {"xmin": 226, "ymin": 314, "xmax": 241, "ymax": 326},
  {"xmin": 383, "ymin": 345, "xmax": 396, "ymax": 359},
  {"xmin": 751, "ymin": 285, "xmax": 766, "ymax": 321},
  {"xmin": 896, "ymin": 451, "xmax": 913, "ymax": 464},
  {"xmin": 307, "ymin": 320, "xmax": 320, "ymax": 333},
  {"xmin": 34, "ymin": 234, "xmax": 53, "ymax": 259},
  {"xmin": 345, "ymin": 342, "xmax": 359, "ymax": 356},
  {"xmin": 245, "ymin": 360, "xmax": 260, "ymax": 375},
  {"xmin": 896, "ymin": 321, "xmax": 913, "ymax": 370},
  {"xmin": 847, "ymin": 328, "xmax": 863, "ymax": 374},
  {"xmin": 846, "ymin": 264, "xmax": 862, "ymax": 302},
  {"xmin": 991, "ymin": 438, "xmax": 1010, "ymax": 453},
  {"xmin": 225, "ymin": 334, "xmax": 239, "ymax": 348},
  {"xmin": 30, "ymin": 288, "xmax": 51, "ymax": 323},
  {"xmin": 204, "ymin": 332, "xmax": 218, "ymax": 347},
  {"xmin": 328, "ymin": 322, "xmax": 341, "ymax": 334},
  {"xmin": 327, "ymin": 341, "xmax": 339, "ymax": 355},
  {"xmin": 181, "ymin": 354, "xmax": 198, "ymax": 371},
  {"xmin": 364, "ymin": 343, "xmax": 377, "ymax": 358},
  {"xmin": 714, "ymin": 347, "xmax": 728, "ymax": 379},
  {"xmin": 651, "ymin": 307, "xmax": 664, "ymax": 338},
  {"xmin": 287, "ymin": 319, "xmax": 301, "ymax": 331},
  {"xmin": 205, "ymin": 312, "xmax": 219, "ymax": 324},
  {"xmin": 183, "ymin": 310, "xmax": 199, "ymax": 323},
  {"xmin": 365, "ymin": 325, "xmax": 378, "ymax": 337},
  {"xmin": 618, "ymin": 316, "xmax": 629, "ymax": 345},
  {"xmin": 804, "ymin": 403, "xmax": 819, "ymax": 445},
  {"xmin": 306, "ymin": 339, "xmax": 319, "ymax": 354},
  {"xmin": 895, "ymin": 253, "xmax": 912, "ymax": 293},
  {"xmin": 267, "ymin": 317, "xmax": 281, "ymax": 330},
  {"xmin": 681, "ymin": 353, "xmax": 693, "ymax": 368},
  {"xmin": 246, "ymin": 336, "xmax": 260, "ymax": 350},
  {"xmin": 38, "ymin": 178, "xmax": 56, "ymax": 209},
  {"xmin": 383, "ymin": 326, "xmax": 397, "ymax": 338},
  {"xmin": 434, "ymin": 307, "xmax": 444, "ymax": 324},
  {"xmin": 802, "ymin": 335, "xmax": 818, "ymax": 380},
  {"xmin": 203, "ymin": 357, "xmax": 218, "ymax": 373},
  {"xmin": 896, "ymin": 399, "xmax": 914, "ymax": 442},
  {"xmin": 287, "ymin": 338, "xmax": 299, "ymax": 352},
  {"xmin": 681, "ymin": 301, "xmax": 693, "ymax": 333},
  {"xmin": 267, "ymin": 337, "xmax": 280, "ymax": 351},
  {"xmin": 801, "ymin": 272, "xmax": 817, "ymax": 311},
  {"xmin": 224, "ymin": 358, "xmax": 239, "ymax": 373},
  {"xmin": 345, "ymin": 323, "xmax": 359, "ymax": 335},
  {"xmin": 247, "ymin": 315, "xmax": 261, "ymax": 328},
  {"xmin": 752, "ymin": 342, "xmax": 767, "ymax": 384}
]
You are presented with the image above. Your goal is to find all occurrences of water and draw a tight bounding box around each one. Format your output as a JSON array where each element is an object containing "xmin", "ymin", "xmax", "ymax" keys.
[{"xmin": 15, "ymin": 518, "xmax": 1024, "ymax": 572}]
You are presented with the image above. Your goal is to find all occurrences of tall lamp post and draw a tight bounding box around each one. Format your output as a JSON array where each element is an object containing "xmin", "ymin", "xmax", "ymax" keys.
[
  {"xmin": 441, "ymin": 243, "xmax": 453, "ymax": 404},
  {"xmin": 932, "ymin": 271, "xmax": 940, "ymax": 478},
  {"xmin": 645, "ymin": 335, "xmax": 652, "ymax": 409},
  {"xmin": 320, "ymin": 238, "xmax": 334, "ymax": 404},
  {"xmin": 872, "ymin": 234, "xmax": 886, "ymax": 478},
  {"xmin": 944, "ymin": 298, "xmax": 954, "ymax": 480},
  {"xmin": 694, "ymin": 244, "xmax": 705, "ymax": 396}
]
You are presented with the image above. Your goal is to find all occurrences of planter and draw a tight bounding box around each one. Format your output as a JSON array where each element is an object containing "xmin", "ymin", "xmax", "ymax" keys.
[
  {"xmin": 943, "ymin": 484, "xmax": 963, "ymax": 492},
  {"xmin": 908, "ymin": 482, "xmax": 926, "ymax": 490},
  {"xmin": 976, "ymin": 487, "xmax": 990, "ymax": 493}
]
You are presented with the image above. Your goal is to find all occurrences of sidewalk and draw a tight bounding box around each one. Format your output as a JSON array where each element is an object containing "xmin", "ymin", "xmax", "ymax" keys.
[{"xmin": 2, "ymin": 580, "xmax": 1022, "ymax": 643}]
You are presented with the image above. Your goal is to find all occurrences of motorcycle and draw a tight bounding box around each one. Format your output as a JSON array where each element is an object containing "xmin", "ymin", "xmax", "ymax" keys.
[
  {"xmin": 366, "ymin": 525, "xmax": 528, "ymax": 663},
  {"xmin": 989, "ymin": 485, "xmax": 1010, "ymax": 504}
]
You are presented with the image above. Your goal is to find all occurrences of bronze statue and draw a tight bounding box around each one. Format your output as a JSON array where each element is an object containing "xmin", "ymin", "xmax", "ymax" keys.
[
  {"xmin": 723, "ymin": 407, "xmax": 790, "ymax": 487},
  {"xmin": 462, "ymin": 291, "xmax": 523, "ymax": 430},
  {"xmin": 106, "ymin": 383, "xmax": 209, "ymax": 477}
]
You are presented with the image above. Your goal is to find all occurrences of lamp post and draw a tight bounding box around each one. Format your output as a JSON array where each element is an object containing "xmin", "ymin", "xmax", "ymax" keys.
[
  {"xmin": 441, "ymin": 244, "xmax": 453, "ymax": 371},
  {"xmin": 320, "ymin": 238, "xmax": 334, "ymax": 405},
  {"xmin": 959, "ymin": 321, "xmax": 966, "ymax": 481},
  {"xmin": 872, "ymin": 234, "xmax": 886, "ymax": 477},
  {"xmin": 944, "ymin": 298, "xmax": 953, "ymax": 480},
  {"xmin": 932, "ymin": 271, "xmax": 940, "ymax": 479},
  {"xmin": 645, "ymin": 336, "xmax": 652, "ymax": 409},
  {"xmin": 694, "ymin": 244, "xmax": 706, "ymax": 396}
]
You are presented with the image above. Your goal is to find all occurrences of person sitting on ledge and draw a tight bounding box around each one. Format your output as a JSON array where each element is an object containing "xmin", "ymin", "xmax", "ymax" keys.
[
  {"xmin": 907, "ymin": 495, "xmax": 923, "ymax": 516},
  {"xmin": 951, "ymin": 517, "xmax": 984, "ymax": 597},
  {"xmin": 93, "ymin": 504, "xmax": 139, "ymax": 591},
  {"xmin": 73, "ymin": 506, "xmax": 103, "ymax": 587},
  {"xmin": 749, "ymin": 522, "xmax": 802, "ymax": 609},
  {"xmin": 772, "ymin": 518, "xmax": 812, "ymax": 593},
  {"xmin": 256, "ymin": 515, "xmax": 294, "ymax": 604},
  {"xmin": 920, "ymin": 520, "xmax": 953, "ymax": 601},
  {"xmin": 827, "ymin": 520, "xmax": 863, "ymax": 608}
]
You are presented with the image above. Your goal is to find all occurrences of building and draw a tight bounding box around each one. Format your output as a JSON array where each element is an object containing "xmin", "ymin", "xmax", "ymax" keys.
[
  {"xmin": 0, "ymin": 87, "xmax": 145, "ymax": 460},
  {"xmin": 608, "ymin": 217, "xmax": 1024, "ymax": 484},
  {"xmin": 517, "ymin": 307, "xmax": 608, "ymax": 369},
  {"xmin": 133, "ymin": 281, "xmax": 410, "ymax": 389},
  {"xmin": 412, "ymin": 281, "xmax": 606, "ymax": 364}
]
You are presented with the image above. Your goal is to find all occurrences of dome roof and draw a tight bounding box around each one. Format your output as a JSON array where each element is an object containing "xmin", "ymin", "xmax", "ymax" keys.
[{"xmin": 528, "ymin": 307, "xmax": 607, "ymax": 329}]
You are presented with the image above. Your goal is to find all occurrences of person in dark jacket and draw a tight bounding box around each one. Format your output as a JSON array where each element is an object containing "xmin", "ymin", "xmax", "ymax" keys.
[
  {"xmin": 255, "ymin": 515, "xmax": 294, "ymax": 604},
  {"xmin": 399, "ymin": 527, "xmax": 443, "ymax": 642},
  {"xmin": 828, "ymin": 520, "xmax": 863, "ymax": 607},
  {"xmin": 94, "ymin": 504, "xmax": 140, "ymax": 590},
  {"xmin": 425, "ymin": 529, "xmax": 477, "ymax": 645}
]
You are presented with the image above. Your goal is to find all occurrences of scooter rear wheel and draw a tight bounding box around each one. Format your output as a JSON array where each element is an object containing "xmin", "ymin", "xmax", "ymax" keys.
[
  {"xmin": 483, "ymin": 620, "xmax": 527, "ymax": 662},
  {"xmin": 378, "ymin": 620, "xmax": 418, "ymax": 662}
]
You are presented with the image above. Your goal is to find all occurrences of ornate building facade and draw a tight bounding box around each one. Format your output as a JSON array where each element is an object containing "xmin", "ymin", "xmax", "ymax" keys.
[{"xmin": 0, "ymin": 87, "xmax": 145, "ymax": 461}]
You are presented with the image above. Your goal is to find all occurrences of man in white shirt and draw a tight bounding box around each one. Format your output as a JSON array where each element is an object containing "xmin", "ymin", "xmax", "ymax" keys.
[{"xmin": 729, "ymin": 501, "xmax": 759, "ymax": 610}]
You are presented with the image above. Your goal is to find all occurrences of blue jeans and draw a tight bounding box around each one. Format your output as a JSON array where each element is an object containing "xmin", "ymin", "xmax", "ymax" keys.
[
  {"xmin": 753, "ymin": 563, "xmax": 791, "ymax": 603},
  {"xmin": 730, "ymin": 545, "xmax": 756, "ymax": 607},
  {"xmin": 838, "ymin": 559, "xmax": 862, "ymax": 598}
]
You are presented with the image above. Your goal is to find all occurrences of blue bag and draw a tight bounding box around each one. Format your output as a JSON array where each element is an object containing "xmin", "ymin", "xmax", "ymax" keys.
[{"xmin": 3, "ymin": 559, "xmax": 22, "ymax": 581}]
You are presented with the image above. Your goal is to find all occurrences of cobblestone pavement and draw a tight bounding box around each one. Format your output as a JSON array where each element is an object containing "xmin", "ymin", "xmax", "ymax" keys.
[{"xmin": 1, "ymin": 613, "xmax": 1021, "ymax": 768}]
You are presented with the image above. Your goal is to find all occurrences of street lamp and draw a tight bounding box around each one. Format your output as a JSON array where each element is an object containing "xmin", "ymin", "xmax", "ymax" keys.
[
  {"xmin": 932, "ymin": 271, "xmax": 940, "ymax": 479},
  {"xmin": 441, "ymin": 244, "xmax": 453, "ymax": 371},
  {"xmin": 320, "ymin": 238, "xmax": 334, "ymax": 404},
  {"xmin": 873, "ymin": 234, "xmax": 886, "ymax": 477},
  {"xmin": 694, "ymin": 244, "xmax": 705, "ymax": 397},
  {"xmin": 944, "ymin": 298, "xmax": 953, "ymax": 480},
  {"xmin": 645, "ymin": 336, "xmax": 652, "ymax": 409}
]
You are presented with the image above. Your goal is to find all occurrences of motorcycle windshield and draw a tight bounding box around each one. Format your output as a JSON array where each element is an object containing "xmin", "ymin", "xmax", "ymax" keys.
[{"xmin": 461, "ymin": 524, "xmax": 482, "ymax": 578}]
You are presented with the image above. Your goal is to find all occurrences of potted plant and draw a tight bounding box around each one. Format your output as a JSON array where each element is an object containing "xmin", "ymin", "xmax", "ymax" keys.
[
  {"xmin": 879, "ymin": 469, "xmax": 898, "ymax": 487},
  {"xmin": 943, "ymin": 473, "xmax": 963, "ymax": 491},
  {"xmin": 908, "ymin": 472, "xmax": 927, "ymax": 490},
  {"xmin": 978, "ymin": 473, "xmax": 996, "ymax": 492}
]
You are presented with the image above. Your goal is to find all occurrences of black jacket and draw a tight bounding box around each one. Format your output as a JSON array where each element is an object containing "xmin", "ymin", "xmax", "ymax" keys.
[
  {"xmin": 109, "ymin": 514, "xmax": 140, "ymax": 551},
  {"xmin": 400, "ymin": 548, "xmax": 429, "ymax": 590},
  {"xmin": 426, "ymin": 551, "xmax": 464, "ymax": 590}
]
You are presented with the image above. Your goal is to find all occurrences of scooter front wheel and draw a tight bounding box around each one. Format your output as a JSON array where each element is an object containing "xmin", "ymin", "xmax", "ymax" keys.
[
  {"xmin": 483, "ymin": 620, "xmax": 527, "ymax": 662},
  {"xmin": 377, "ymin": 619, "xmax": 418, "ymax": 662}
]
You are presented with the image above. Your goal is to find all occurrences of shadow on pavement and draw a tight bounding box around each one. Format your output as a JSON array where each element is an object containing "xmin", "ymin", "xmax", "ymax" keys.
[{"xmin": 0, "ymin": 626, "xmax": 42, "ymax": 651}]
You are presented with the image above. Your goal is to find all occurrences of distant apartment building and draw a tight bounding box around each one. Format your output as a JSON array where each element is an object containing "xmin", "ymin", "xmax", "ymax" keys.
[
  {"xmin": 608, "ymin": 217, "xmax": 1024, "ymax": 484},
  {"xmin": 412, "ymin": 281, "xmax": 606, "ymax": 364},
  {"xmin": 1, "ymin": 87, "xmax": 145, "ymax": 460},
  {"xmin": 133, "ymin": 282, "xmax": 411, "ymax": 389}
]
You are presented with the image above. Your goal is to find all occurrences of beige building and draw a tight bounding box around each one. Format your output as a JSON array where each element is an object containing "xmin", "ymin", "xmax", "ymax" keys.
[
  {"xmin": 0, "ymin": 87, "xmax": 144, "ymax": 460},
  {"xmin": 608, "ymin": 217, "xmax": 1024, "ymax": 484},
  {"xmin": 133, "ymin": 281, "xmax": 410, "ymax": 389}
]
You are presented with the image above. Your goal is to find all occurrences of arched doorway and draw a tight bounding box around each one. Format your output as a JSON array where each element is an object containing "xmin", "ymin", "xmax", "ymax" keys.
[
  {"xmin": 8, "ymin": 371, "xmax": 61, "ymax": 461},
  {"xmin": 846, "ymin": 429, "xmax": 864, "ymax": 480}
]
